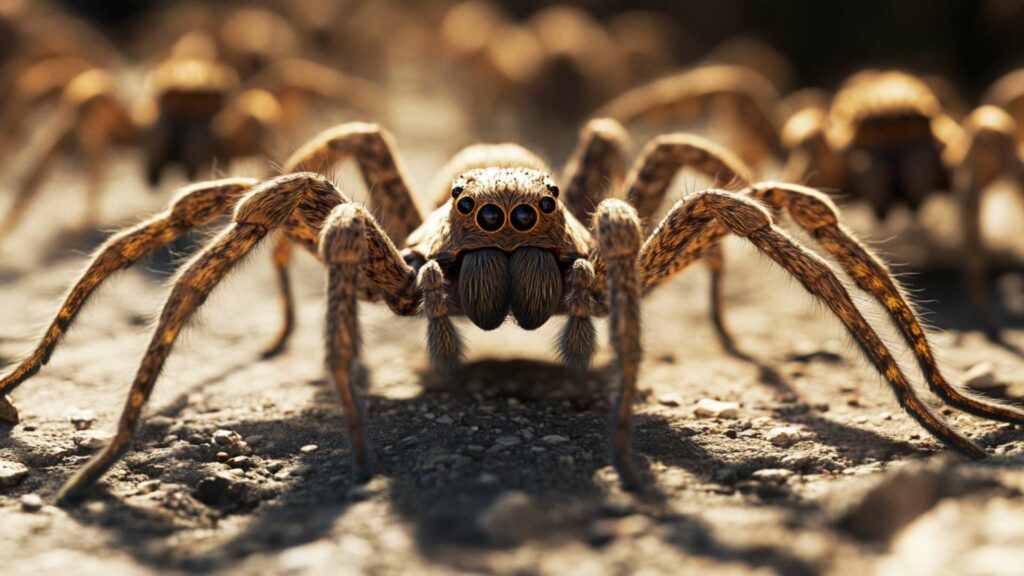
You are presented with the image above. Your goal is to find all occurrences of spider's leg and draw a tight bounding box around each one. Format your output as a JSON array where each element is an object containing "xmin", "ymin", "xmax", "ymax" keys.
[
  {"xmin": 753, "ymin": 181, "xmax": 1024, "ymax": 424},
  {"xmin": 260, "ymin": 236, "xmax": 296, "ymax": 359},
  {"xmin": 592, "ymin": 199, "xmax": 643, "ymax": 485},
  {"xmin": 560, "ymin": 118, "xmax": 628, "ymax": 226},
  {"xmin": 284, "ymin": 122, "xmax": 423, "ymax": 245},
  {"xmin": 0, "ymin": 178, "xmax": 258, "ymax": 422},
  {"xmin": 597, "ymin": 65, "xmax": 785, "ymax": 165},
  {"xmin": 641, "ymin": 189, "xmax": 987, "ymax": 459},
  {"xmin": 625, "ymin": 134, "xmax": 751, "ymax": 350},
  {"xmin": 944, "ymin": 106, "xmax": 1024, "ymax": 340},
  {"xmin": 418, "ymin": 259, "xmax": 463, "ymax": 375},
  {"xmin": 558, "ymin": 258, "xmax": 599, "ymax": 372},
  {"xmin": 56, "ymin": 222, "xmax": 271, "ymax": 503},
  {"xmin": 57, "ymin": 174, "xmax": 418, "ymax": 500}
]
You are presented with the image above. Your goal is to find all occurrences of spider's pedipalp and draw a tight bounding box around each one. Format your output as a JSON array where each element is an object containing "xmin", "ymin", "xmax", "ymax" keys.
[
  {"xmin": 640, "ymin": 188, "xmax": 987, "ymax": 459},
  {"xmin": 0, "ymin": 178, "xmax": 259, "ymax": 422},
  {"xmin": 419, "ymin": 259, "xmax": 463, "ymax": 375},
  {"xmin": 752, "ymin": 181, "xmax": 1024, "ymax": 424},
  {"xmin": 558, "ymin": 258, "xmax": 598, "ymax": 372}
]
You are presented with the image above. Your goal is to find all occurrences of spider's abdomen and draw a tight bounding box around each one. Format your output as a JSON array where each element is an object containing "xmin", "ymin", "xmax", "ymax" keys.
[{"xmin": 456, "ymin": 248, "xmax": 563, "ymax": 331}]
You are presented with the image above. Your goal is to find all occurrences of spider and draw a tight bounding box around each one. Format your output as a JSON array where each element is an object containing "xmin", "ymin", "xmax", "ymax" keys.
[
  {"xmin": 599, "ymin": 67, "xmax": 1024, "ymax": 340},
  {"xmin": 0, "ymin": 34, "xmax": 380, "ymax": 245},
  {"xmin": 1, "ymin": 120, "xmax": 1018, "ymax": 505}
]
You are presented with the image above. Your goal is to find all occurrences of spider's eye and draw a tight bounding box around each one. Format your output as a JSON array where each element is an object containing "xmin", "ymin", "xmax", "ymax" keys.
[
  {"xmin": 456, "ymin": 196, "xmax": 475, "ymax": 214},
  {"xmin": 510, "ymin": 205, "xmax": 538, "ymax": 231},
  {"xmin": 451, "ymin": 186, "xmax": 464, "ymax": 198},
  {"xmin": 546, "ymin": 184, "xmax": 559, "ymax": 197},
  {"xmin": 476, "ymin": 204, "xmax": 505, "ymax": 231},
  {"xmin": 539, "ymin": 196, "xmax": 557, "ymax": 214}
]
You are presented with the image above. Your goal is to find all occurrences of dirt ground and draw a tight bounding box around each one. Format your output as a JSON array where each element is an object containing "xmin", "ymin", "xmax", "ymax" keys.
[{"xmin": 1, "ymin": 121, "xmax": 1024, "ymax": 576}]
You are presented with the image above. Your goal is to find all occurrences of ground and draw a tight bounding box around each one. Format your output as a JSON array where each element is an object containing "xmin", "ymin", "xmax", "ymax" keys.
[{"xmin": 0, "ymin": 124, "xmax": 1023, "ymax": 576}]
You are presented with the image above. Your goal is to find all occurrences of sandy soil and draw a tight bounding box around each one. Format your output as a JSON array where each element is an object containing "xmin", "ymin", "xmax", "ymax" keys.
[{"xmin": 1, "ymin": 126, "xmax": 1023, "ymax": 576}]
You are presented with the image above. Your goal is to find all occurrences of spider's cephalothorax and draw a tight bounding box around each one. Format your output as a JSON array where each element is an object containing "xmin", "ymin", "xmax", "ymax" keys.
[{"xmin": 3, "ymin": 121, "xmax": 1021, "ymax": 505}]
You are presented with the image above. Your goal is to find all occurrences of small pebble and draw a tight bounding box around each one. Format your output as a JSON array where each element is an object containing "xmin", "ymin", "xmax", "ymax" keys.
[
  {"xmin": 752, "ymin": 468, "xmax": 795, "ymax": 484},
  {"xmin": 494, "ymin": 435, "xmax": 521, "ymax": 447},
  {"xmin": 962, "ymin": 362, "xmax": 999, "ymax": 390},
  {"xmin": 69, "ymin": 409, "xmax": 95, "ymax": 431},
  {"xmin": 0, "ymin": 397, "xmax": 18, "ymax": 424},
  {"xmin": 137, "ymin": 479, "xmax": 161, "ymax": 494},
  {"xmin": 244, "ymin": 435, "xmax": 264, "ymax": 446},
  {"xmin": 73, "ymin": 430, "xmax": 112, "ymax": 450},
  {"xmin": 694, "ymin": 398, "xmax": 740, "ymax": 419},
  {"xmin": 20, "ymin": 493, "xmax": 43, "ymax": 512},
  {"xmin": 147, "ymin": 416, "xmax": 174, "ymax": 428},
  {"xmin": 299, "ymin": 444, "xmax": 319, "ymax": 454},
  {"xmin": 212, "ymin": 429, "xmax": 241, "ymax": 446},
  {"xmin": 0, "ymin": 459, "xmax": 28, "ymax": 487},
  {"xmin": 541, "ymin": 434, "xmax": 569, "ymax": 445},
  {"xmin": 767, "ymin": 426, "xmax": 801, "ymax": 446},
  {"xmin": 435, "ymin": 415, "xmax": 454, "ymax": 425},
  {"xmin": 227, "ymin": 456, "xmax": 254, "ymax": 469}
]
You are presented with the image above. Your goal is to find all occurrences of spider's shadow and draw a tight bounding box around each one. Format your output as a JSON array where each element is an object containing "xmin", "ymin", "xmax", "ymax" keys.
[{"xmin": 36, "ymin": 356, "xmax": 833, "ymax": 575}]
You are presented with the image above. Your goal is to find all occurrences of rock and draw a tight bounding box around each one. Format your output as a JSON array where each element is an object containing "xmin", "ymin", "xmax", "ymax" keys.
[
  {"xmin": 69, "ymin": 409, "xmax": 96, "ymax": 430},
  {"xmin": 299, "ymin": 444, "xmax": 319, "ymax": 454},
  {"xmin": 195, "ymin": 471, "xmax": 256, "ymax": 508},
  {"xmin": 767, "ymin": 426, "xmax": 801, "ymax": 446},
  {"xmin": 73, "ymin": 430, "xmax": 112, "ymax": 450},
  {"xmin": 20, "ymin": 493, "xmax": 43, "ymax": 512},
  {"xmin": 962, "ymin": 362, "xmax": 999, "ymax": 390},
  {"xmin": 694, "ymin": 398, "xmax": 740, "ymax": 419},
  {"xmin": 541, "ymin": 434, "xmax": 569, "ymax": 445},
  {"xmin": 227, "ymin": 456, "xmax": 254, "ymax": 469},
  {"xmin": 656, "ymin": 393, "xmax": 683, "ymax": 407},
  {"xmin": 752, "ymin": 468, "xmax": 795, "ymax": 484},
  {"xmin": 0, "ymin": 396, "xmax": 19, "ymax": 424},
  {"xmin": 137, "ymin": 480, "xmax": 161, "ymax": 494},
  {"xmin": 493, "ymin": 435, "xmax": 521, "ymax": 447},
  {"xmin": 0, "ymin": 459, "xmax": 28, "ymax": 487},
  {"xmin": 435, "ymin": 414, "xmax": 454, "ymax": 425},
  {"xmin": 243, "ymin": 435, "xmax": 264, "ymax": 446},
  {"xmin": 478, "ymin": 491, "xmax": 544, "ymax": 545},
  {"xmin": 147, "ymin": 416, "xmax": 174, "ymax": 428},
  {"xmin": 212, "ymin": 429, "xmax": 242, "ymax": 447}
]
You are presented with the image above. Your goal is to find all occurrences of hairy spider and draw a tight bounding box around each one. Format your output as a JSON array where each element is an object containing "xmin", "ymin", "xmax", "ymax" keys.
[
  {"xmin": 0, "ymin": 34, "xmax": 380, "ymax": 245},
  {"xmin": 1, "ymin": 120, "xmax": 1018, "ymax": 505},
  {"xmin": 599, "ymin": 68, "xmax": 1024, "ymax": 339}
]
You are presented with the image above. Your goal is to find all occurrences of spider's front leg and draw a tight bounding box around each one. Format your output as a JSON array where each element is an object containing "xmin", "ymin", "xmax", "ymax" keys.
[
  {"xmin": 641, "ymin": 189, "xmax": 987, "ymax": 459},
  {"xmin": 560, "ymin": 118, "xmax": 629, "ymax": 227},
  {"xmin": 592, "ymin": 199, "xmax": 644, "ymax": 485}
]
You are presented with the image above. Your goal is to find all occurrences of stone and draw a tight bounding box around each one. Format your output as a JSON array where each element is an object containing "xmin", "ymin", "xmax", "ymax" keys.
[
  {"xmin": 0, "ymin": 397, "xmax": 19, "ymax": 424},
  {"xmin": 752, "ymin": 468, "xmax": 795, "ymax": 484},
  {"xmin": 693, "ymin": 399, "xmax": 740, "ymax": 419},
  {"xmin": 767, "ymin": 426, "xmax": 801, "ymax": 446},
  {"xmin": 962, "ymin": 362, "xmax": 999, "ymax": 390},
  {"xmin": 69, "ymin": 409, "xmax": 95, "ymax": 430},
  {"xmin": 73, "ymin": 430, "xmax": 112, "ymax": 450},
  {"xmin": 20, "ymin": 493, "xmax": 43, "ymax": 512},
  {"xmin": 541, "ymin": 434, "xmax": 569, "ymax": 445},
  {"xmin": 0, "ymin": 459, "xmax": 28, "ymax": 487},
  {"xmin": 477, "ymin": 491, "xmax": 544, "ymax": 546},
  {"xmin": 299, "ymin": 444, "xmax": 319, "ymax": 454}
]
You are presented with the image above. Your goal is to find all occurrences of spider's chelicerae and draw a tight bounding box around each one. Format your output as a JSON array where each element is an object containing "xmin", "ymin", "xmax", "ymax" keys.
[{"xmin": 1, "ymin": 120, "xmax": 1020, "ymax": 504}]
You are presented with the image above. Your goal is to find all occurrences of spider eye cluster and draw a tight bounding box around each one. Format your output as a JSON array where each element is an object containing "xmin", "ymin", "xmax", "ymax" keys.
[{"xmin": 451, "ymin": 183, "xmax": 559, "ymax": 233}]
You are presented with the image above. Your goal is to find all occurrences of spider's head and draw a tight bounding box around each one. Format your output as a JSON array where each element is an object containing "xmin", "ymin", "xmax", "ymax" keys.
[{"xmin": 445, "ymin": 167, "xmax": 569, "ymax": 252}]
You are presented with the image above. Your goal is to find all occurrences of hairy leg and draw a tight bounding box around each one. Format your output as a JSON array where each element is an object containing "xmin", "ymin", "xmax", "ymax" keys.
[
  {"xmin": 0, "ymin": 178, "xmax": 257, "ymax": 421},
  {"xmin": 642, "ymin": 189, "xmax": 987, "ymax": 458},
  {"xmin": 260, "ymin": 235, "xmax": 296, "ymax": 359},
  {"xmin": 0, "ymin": 112, "xmax": 74, "ymax": 241},
  {"xmin": 558, "ymin": 259, "xmax": 598, "ymax": 372},
  {"xmin": 593, "ymin": 199, "xmax": 643, "ymax": 485},
  {"xmin": 753, "ymin": 181, "xmax": 1024, "ymax": 424},
  {"xmin": 560, "ymin": 118, "xmax": 628, "ymax": 226},
  {"xmin": 284, "ymin": 122, "xmax": 423, "ymax": 245}
]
